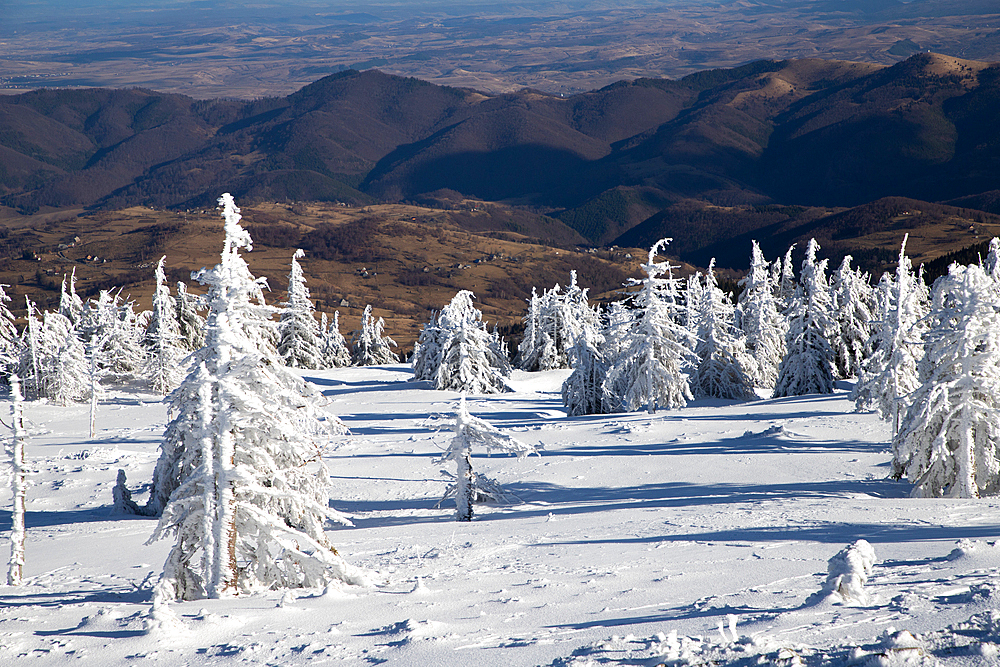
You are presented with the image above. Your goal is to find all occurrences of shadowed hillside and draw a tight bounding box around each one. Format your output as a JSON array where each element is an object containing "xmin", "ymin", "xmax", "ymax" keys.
[{"xmin": 2, "ymin": 54, "xmax": 999, "ymax": 262}]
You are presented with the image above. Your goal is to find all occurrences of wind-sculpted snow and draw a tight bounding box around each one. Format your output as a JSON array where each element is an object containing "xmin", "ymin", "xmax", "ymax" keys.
[{"xmin": 2, "ymin": 366, "xmax": 1000, "ymax": 665}]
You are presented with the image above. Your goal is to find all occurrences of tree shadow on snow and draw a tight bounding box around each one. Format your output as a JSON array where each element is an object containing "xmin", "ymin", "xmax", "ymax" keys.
[
  {"xmin": 0, "ymin": 507, "xmax": 152, "ymax": 531},
  {"xmin": 484, "ymin": 477, "xmax": 910, "ymax": 522},
  {"xmin": 557, "ymin": 431, "xmax": 888, "ymax": 457}
]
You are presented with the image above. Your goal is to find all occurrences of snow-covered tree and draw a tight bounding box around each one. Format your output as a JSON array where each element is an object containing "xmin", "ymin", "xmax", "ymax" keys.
[
  {"xmin": 773, "ymin": 239, "xmax": 836, "ymax": 397},
  {"xmin": 0, "ymin": 284, "xmax": 19, "ymax": 378},
  {"xmin": 892, "ymin": 263, "xmax": 1000, "ymax": 498},
  {"xmin": 562, "ymin": 333, "xmax": 611, "ymax": 416},
  {"xmin": 41, "ymin": 312, "xmax": 90, "ymax": 406},
  {"xmin": 175, "ymin": 281, "xmax": 206, "ymax": 352},
  {"xmin": 738, "ymin": 241, "xmax": 785, "ymax": 388},
  {"xmin": 776, "ymin": 244, "xmax": 797, "ymax": 311},
  {"xmin": 984, "ymin": 237, "xmax": 1000, "ymax": 283},
  {"xmin": 516, "ymin": 272, "xmax": 600, "ymax": 371},
  {"xmin": 59, "ymin": 268, "xmax": 84, "ymax": 328},
  {"xmin": 17, "ymin": 304, "xmax": 89, "ymax": 404},
  {"xmin": 830, "ymin": 255, "xmax": 874, "ymax": 379},
  {"xmin": 515, "ymin": 288, "xmax": 546, "ymax": 371},
  {"xmin": 691, "ymin": 260, "xmax": 756, "ymax": 400},
  {"xmin": 434, "ymin": 395, "xmax": 536, "ymax": 521},
  {"xmin": 604, "ymin": 239, "xmax": 697, "ymax": 413},
  {"xmin": 17, "ymin": 299, "xmax": 44, "ymax": 400},
  {"xmin": 6, "ymin": 374, "xmax": 25, "ymax": 586},
  {"xmin": 88, "ymin": 290, "xmax": 147, "ymax": 384},
  {"xmin": 320, "ymin": 311, "xmax": 351, "ymax": 369},
  {"xmin": 853, "ymin": 236, "xmax": 925, "ymax": 432},
  {"xmin": 144, "ymin": 193, "xmax": 363, "ymax": 601},
  {"xmin": 426, "ymin": 291, "xmax": 510, "ymax": 394},
  {"xmin": 351, "ymin": 305, "xmax": 398, "ymax": 366},
  {"xmin": 278, "ymin": 249, "xmax": 324, "ymax": 369},
  {"xmin": 143, "ymin": 256, "xmax": 187, "ymax": 394}
]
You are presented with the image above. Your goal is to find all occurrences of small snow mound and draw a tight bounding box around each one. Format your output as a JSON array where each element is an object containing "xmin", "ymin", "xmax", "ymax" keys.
[
  {"xmin": 411, "ymin": 576, "xmax": 431, "ymax": 595},
  {"xmin": 947, "ymin": 538, "xmax": 1000, "ymax": 562},
  {"xmin": 855, "ymin": 629, "xmax": 928, "ymax": 667},
  {"xmin": 823, "ymin": 539, "xmax": 877, "ymax": 604},
  {"xmin": 740, "ymin": 424, "xmax": 786, "ymax": 439}
]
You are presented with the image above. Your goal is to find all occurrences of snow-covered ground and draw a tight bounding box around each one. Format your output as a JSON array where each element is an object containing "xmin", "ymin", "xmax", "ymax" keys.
[{"xmin": 2, "ymin": 365, "xmax": 1000, "ymax": 666}]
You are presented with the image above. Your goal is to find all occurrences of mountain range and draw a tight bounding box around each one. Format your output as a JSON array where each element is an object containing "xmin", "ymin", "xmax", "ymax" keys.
[{"xmin": 1, "ymin": 52, "xmax": 999, "ymax": 269}]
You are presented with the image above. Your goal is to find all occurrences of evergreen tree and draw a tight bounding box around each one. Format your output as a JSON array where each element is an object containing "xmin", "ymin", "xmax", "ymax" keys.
[
  {"xmin": 853, "ymin": 235, "xmax": 925, "ymax": 432},
  {"xmin": 738, "ymin": 241, "xmax": 785, "ymax": 388},
  {"xmin": 175, "ymin": 281, "xmax": 206, "ymax": 352},
  {"xmin": 773, "ymin": 239, "xmax": 836, "ymax": 397},
  {"xmin": 319, "ymin": 311, "xmax": 351, "ymax": 369},
  {"xmin": 17, "ymin": 299, "xmax": 45, "ymax": 400},
  {"xmin": 515, "ymin": 272, "xmax": 599, "ymax": 371},
  {"xmin": 144, "ymin": 256, "xmax": 187, "ymax": 394},
  {"xmin": 412, "ymin": 311, "xmax": 445, "ymax": 381},
  {"xmin": 89, "ymin": 290, "xmax": 147, "ymax": 384},
  {"xmin": 0, "ymin": 284, "xmax": 19, "ymax": 378},
  {"xmin": 515, "ymin": 288, "xmax": 549, "ymax": 371},
  {"xmin": 41, "ymin": 312, "xmax": 90, "ymax": 406},
  {"xmin": 691, "ymin": 260, "xmax": 756, "ymax": 400},
  {"xmin": 435, "ymin": 396, "xmax": 536, "ymax": 521},
  {"xmin": 893, "ymin": 263, "xmax": 1000, "ymax": 498},
  {"xmin": 604, "ymin": 239, "xmax": 697, "ymax": 413},
  {"xmin": 58, "ymin": 268, "xmax": 84, "ymax": 328},
  {"xmin": 562, "ymin": 334, "xmax": 611, "ymax": 416},
  {"xmin": 278, "ymin": 249, "xmax": 324, "ymax": 369},
  {"xmin": 432, "ymin": 291, "xmax": 511, "ymax": 394},
  {"xmin": 145, "ymin": 193, "xmax": 362, "ymax": 601},
  {"xmin": 351, "ymin": 305, "xmax": 399, "ymax": 366},
  {"xmin": 830, "ymin": 255, "xmax": 874, "ymax": 380}
]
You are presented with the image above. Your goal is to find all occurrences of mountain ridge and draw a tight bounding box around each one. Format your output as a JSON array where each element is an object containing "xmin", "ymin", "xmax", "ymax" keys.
[{"xmin": 1, "ymin": 53, "xmax": 998, "ymax": 255}]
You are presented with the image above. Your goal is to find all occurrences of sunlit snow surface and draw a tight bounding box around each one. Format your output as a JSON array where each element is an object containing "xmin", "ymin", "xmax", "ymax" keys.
[{"xmin": 2, "ymin": 365, "xmax": 1000, "ymax": 665}]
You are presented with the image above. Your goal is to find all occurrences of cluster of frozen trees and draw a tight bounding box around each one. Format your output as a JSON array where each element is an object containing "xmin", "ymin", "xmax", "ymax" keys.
[
  {"xmin": 544, "ymin": 237, "xmax": 885, "ymax": 416},
  {"xmin": 412, "ymin": 290, "xmax": 511, "ymax": 394},
  {"xmin": 0, "ymin": 229, "xmax": 399, "ymax": 411}
]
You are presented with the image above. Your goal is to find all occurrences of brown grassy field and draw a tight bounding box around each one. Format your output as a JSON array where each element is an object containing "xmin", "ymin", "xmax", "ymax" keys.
[{"xmin": 0, "ymin": 201, "xmax": 641, "ymax": 353}]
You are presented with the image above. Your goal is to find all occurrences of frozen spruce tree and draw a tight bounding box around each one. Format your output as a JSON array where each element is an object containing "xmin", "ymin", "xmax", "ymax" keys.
[
  {"xmin": 773, "ymin": 239, "xmax": 836, "ymax": 397},
  {"xmin": 41, "ymin": 312, "xmax": 90, "ymax": 406},
  {"xmin": 428, "ymin": 291, "xmax": 511, "ymax": 394},
  {"xmin": 562, "ymin": 332, "xmax": 611, "ymax": 416},
  {"xmin": 691, "ymin": 260, "xmax": 756, "ymax": 400},
  {"xmin": 351, "ymin": 305, "xmax": 399, "ymax": 366},
  {"xmin": 319, "ymin": 311, "xmax": 351, "ymax": 369},
  {"xmin": 853, "ymin": 236, "xmax": 925, "ymax": 432},
  {"xmin": 984, "ymin": 237, "xmax": 1000, "ymax": 283},
  {"xmin": 278, "ymin": 249, "xmax": 324, "ymax": 369},
  {"xmin": 0, "ymin": 284, "xmax": 19, "ymax": 378},
  {"xmin": 515, "ymin": 288, "xmax": 547, "ymax": 371},
  {"xmin": 435, "ymin": 396, "xmax": 536, "ymax": 521},
  {"xmin": 17, "ymin": 304, "xmax": 89, "ymax": 404},
  {"xmin": 892, "ymin": 263, "xmax": 1000, "ymax": 498},
  {"xmin": 145, "ymin": 193, "xmax": 362, "ymax": 601},
  {"xmin": 58, "ymin": 268, "xmax": 85, "ymax": 329},
  {"xmin": 175, "ymin": 281, "xmax": 206, "ymax": 352},
  {"xmin": 515, "ymin": 273, "xmax": 599, "ymax": 371},
  {"xmin": 738, "ymin": 241, "xmax": 785, "ymax": 388},
  {"xmin": 143, "ymin": 256, "xmax": 187, "ymax": 395},
  {"xmin": 604, "ymin": 239, "xmax": 697, "ymax": 413},
  {"xmin": 87, "ymin": 290, "xmax": 148, "ymax": 384},
  {"xmin": 830, "ymin": 255, "xmax": 874, "ymax": 380}
]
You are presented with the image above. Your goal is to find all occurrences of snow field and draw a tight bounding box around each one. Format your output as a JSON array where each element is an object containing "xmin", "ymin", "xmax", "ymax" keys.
[{"xmin": 2, "ymin": 366, "xmax": 1000, "ymax": 665}]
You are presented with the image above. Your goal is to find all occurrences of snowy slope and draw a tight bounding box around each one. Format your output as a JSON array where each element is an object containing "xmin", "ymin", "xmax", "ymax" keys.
[{"xmin": 2, "ymin": 365, "xmax": 1000, "ymax": 666}]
